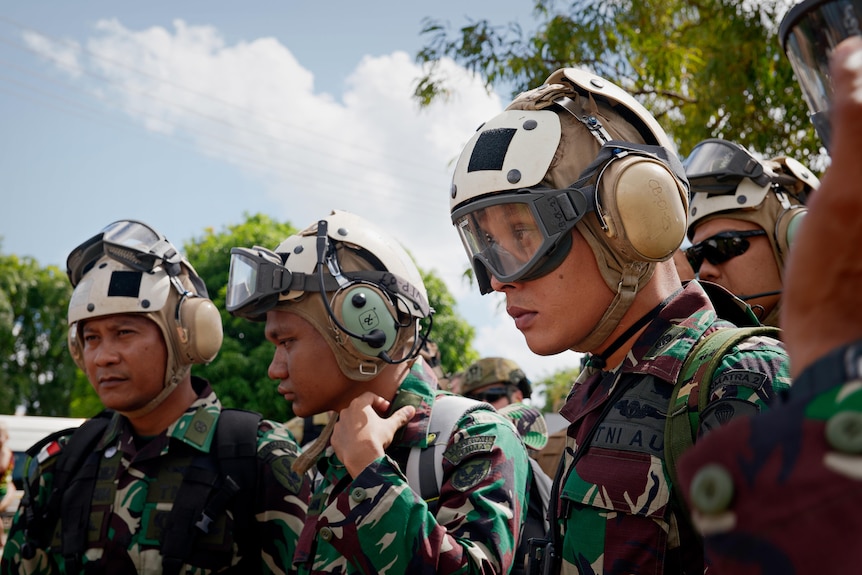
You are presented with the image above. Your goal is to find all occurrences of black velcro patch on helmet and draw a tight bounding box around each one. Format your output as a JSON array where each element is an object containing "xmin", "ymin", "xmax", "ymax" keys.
[
  {"xmin": 108, "ymin": 270, "xmax": 143, "ymax": 298},
  {"xmin": 468, "ymin": 128, "xmax": 516, "ymax": 172}
]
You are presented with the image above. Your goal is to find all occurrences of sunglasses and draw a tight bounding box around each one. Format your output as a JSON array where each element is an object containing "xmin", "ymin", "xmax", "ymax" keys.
[
  {"xmin": 466, "ymin": 386, "xmax": 511, "ymax": 403},
  {"xmin": 685, "ymin": 229, "xmax": 767, "ymax": 273}
]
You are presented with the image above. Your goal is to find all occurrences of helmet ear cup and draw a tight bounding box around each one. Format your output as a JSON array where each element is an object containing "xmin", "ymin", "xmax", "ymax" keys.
[
  {"xmin": 332, "ymin": 283, "xmax": 400, "ymax": 357},
  {"xmin": 176, "ymin": 295, "xmax": 223, "ymax": 364},
  {"xmin": 596, "ymin": 155, "xmax": 689, "ymax": 261}
]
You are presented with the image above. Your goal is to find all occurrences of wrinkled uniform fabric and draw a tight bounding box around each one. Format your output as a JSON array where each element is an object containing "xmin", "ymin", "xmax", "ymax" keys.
[
  {"xmin": 0, "ymin": 377, "xmax": 310, "ymax": 575},
  {"xmin": 555, "ymin": 281, "xmax": 790, "ymax": 575},
  {"xmin": 677, "ymin": 339, "xmax": 862, "ymax": 574},
  {"xmin": 294, "ymin": 359, "xmax": 531, "ymax": 574}
]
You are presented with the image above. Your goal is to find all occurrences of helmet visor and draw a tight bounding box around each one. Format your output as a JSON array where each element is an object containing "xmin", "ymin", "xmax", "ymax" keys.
[
  {"xmin": 452, "ymin": 189, "xmax": 590, "ymax": 285},
  {"xmin": 683, "ymin": 139, "xmax": 765, "ymax": 193},
  {"xmin": 780, "ymin": 0, "xmax": 862, "ymax": 150},
  {"xmin": 66, "ymin": 219, "xmax": 180, "ymax": 287},
  {"xmin": 226, "ymin": 247, "xmax": 293, "ymax": 318}
]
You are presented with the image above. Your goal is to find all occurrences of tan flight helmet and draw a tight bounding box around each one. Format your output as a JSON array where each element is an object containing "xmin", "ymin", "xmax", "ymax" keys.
[
  {"xmin": 461, "ymin": 357, "xmax": 532, "ymax": 398},
  {"xmin": 67, "ymin": 252, "xmax": 223, "ymax": 418},
  {"xmin": 226, "ymin": 209, "xmax": 433, "ymax": 381},
  {"xmin": 686, "ymin": 139, "xmax": 820, "ymax": 274},
  {"xmin": 450, "ymin": 68, "xmax": 689, "ymax": 351}
]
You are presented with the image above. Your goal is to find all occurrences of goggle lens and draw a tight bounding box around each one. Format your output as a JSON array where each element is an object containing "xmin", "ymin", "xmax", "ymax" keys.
[
  {"xmin": 454, "ymin": 200, "xmax": 550, "ymax": 284},
  {"xmin": 66, "ymin": 219, "xmax": 178, "ymax": 287},
  {"xmin": 686, "ymin": 229, "xmax": 767, "ymax": 272}
]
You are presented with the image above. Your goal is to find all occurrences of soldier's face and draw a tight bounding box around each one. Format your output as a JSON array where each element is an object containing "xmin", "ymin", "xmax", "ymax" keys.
[
  {"xmin": 81, "ymin": 314, "xmax": 168, "ymax": 412},
  {"xmin": 265, "ymin": 309, "xmax": 354, "ymax": 418},
  {"xmin": 691, "ymin": 218, "xmax": 782, "ymax": 317},
  {"xmin": 489, "ymin": 228, "xmax": 614, "ymax": 355}
]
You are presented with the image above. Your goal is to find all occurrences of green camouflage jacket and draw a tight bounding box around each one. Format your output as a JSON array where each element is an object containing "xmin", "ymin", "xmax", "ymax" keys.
[
  {"xmin": 678, "ymin": 339, "xmax": 862, "ymax": 574},
  {"xmin": 0, "ymin": 377, "xmax": 310, "ymax": 575},
  {"xmin": 555, "ymin": 280, "xmax": 791, "ymax": 574},
  {"xmin": 293, "ymin": 358, "xmax": 531, "ymax": 574}
]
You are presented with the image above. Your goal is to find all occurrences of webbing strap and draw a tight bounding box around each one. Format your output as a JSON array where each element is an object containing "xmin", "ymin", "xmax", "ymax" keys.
[
  {"xmin": 405, "ymin": 394, "xmax": 487, "ymax": 509},
  {"xmin": 664, "ymin": 326, "xmax": 781, "ymax": 503}
]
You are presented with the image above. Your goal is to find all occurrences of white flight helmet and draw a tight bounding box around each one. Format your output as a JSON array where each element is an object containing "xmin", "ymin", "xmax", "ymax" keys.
[
  {"xmin": 67, "ymin": 220, "xmax": 223, "ymax": 417},
  {"xmin": 685, "ymin": 138, "xmax": 820, "ymax": 273},
  {"xmin": 226, "ymin": 209, "xmax": 433, "ymax": 380},
  {"xmin": 450, "ymin": 68, "xmax": 689, "ymax": 352}
]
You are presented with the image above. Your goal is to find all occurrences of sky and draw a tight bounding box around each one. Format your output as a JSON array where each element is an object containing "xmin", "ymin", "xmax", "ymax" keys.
[{"xmin": 0, "ymin": 1, "xmax": 584, "ymax": 401}]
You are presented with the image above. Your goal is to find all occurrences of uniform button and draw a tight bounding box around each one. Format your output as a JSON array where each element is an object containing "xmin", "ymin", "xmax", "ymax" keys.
[
  {"xmin": 826, "ymin": 411, "xmax": 862, "ymax": 453},
  {"xmin": 689, "ymin": 464, "xmax": 734, "ymax": 514},
  {"xmin": 319, "ymin": 527, "xmax": 333, "ymax": 542},
  {"xmin": 350, "ymin": 487, "xmax": 367, "ymax": 502}
]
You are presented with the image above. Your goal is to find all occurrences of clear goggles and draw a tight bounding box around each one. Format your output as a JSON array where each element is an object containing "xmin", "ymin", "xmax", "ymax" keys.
[
  {"xmin": 451, "ymin": 187, "xmax": 593, "ymax": 289},
  {"xmin": 226, "ymin": 246, "xmax": 295, "ymax": 318},
  {"xmin": 683, "ymin": 139, "xmax": 768, "ymax": 193},
  {"xmin": 66, "ymin": 219, "xmax": 182, "ymax": 287}
]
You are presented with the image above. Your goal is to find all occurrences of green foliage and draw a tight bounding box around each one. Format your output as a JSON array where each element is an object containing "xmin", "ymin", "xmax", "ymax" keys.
[
  {"xmin": 0, "ymin": 252, "xmax": 78, "ymax": 416},
  {"xmin": 416, "ymin": 0, "xmax": 824, "ymax": 166},
  {"xmin": 534, "ymin": 365, "xmax": 581, "ymax": 413},
  {"xmin": 420, "ymin": 269, "xmax": 479, "ymax": 377}
]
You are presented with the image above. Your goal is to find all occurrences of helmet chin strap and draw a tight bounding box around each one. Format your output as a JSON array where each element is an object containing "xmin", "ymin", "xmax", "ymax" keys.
[
  {"xmin": 576, "ymin": 262, "xmax": 643, "ymax": 354},
  {"xmin": 119, "ymin": 366, "xmax": 188, "ymax": 421}
]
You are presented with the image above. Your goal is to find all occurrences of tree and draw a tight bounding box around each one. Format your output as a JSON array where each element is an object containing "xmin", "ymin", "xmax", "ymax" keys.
[
  {"xmin": 420, "ymin": 268, "xmax": 479, "ymax": 377},
  {"xmin": 534, "ymin": 366, "xmax": 581, "ymax": 414},
  {"xmin": 0, "ymin": 250, "xmax": 85, "ymax": 416},
  {"xmin": 416, "ymin": 0, "xmax": 824, "ymax": 167}
]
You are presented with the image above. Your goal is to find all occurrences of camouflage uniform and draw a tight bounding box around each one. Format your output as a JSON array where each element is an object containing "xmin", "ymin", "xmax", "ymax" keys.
[
  {"xmin": 0, "ymin": 378, "xmax": 311, "ymax": 575},
  {"xmin": 554, "ymin": 280, "xmax": 790, "ymax": 574},
  {"xmin": 294, "ymin": 359, "xmax": 531, "ymax": 574},
  {"xmin": 676, "ymin": 339, "xmax": 862, "ymax": 574}
]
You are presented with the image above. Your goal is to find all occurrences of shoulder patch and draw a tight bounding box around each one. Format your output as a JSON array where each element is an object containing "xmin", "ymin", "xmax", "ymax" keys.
[
  {"xmin": 443, "ymin": 435, "xmax": 495, "ymax": 466},
  {"xmin": 451, "ymin": 459, "xmax": 492, "ymax": 492},
  {"xmin": 701, "ymin": 398, "xmax": 760, "ymax": 434},
  {"xmin": 713, "ymin": 369, "xmax": 767, "ymax": 391}
]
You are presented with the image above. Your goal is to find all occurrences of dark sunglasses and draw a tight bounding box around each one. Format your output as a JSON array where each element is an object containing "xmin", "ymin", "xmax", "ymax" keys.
[
  {"xmin": 686, "ymin": 229, "xmax": 767, "ymax": 273},
  {"xmin": 466, "ymin": 386, "xmax": 510, "ymax": 403}
]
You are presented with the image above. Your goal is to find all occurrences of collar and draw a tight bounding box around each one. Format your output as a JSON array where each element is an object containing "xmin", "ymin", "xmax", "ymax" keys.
[
  {"xmin": 96, "ymin": 376, "xmax": 223, "ymax": 454},
  {"xmin": 617, "ymin": 280, "xmax": 730, "ymax": 385}
]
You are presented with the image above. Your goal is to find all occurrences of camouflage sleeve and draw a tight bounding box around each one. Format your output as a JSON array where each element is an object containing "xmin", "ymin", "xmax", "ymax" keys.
[
  {"xmin": 699, "ymin": 333, "xmax": 791, "ymax": 434},
  {"xmin": 315, "ymin": 409, "xmax": 530, "ymax": 574},
  {"xmin": 1, "ymin": 436, "xmax": 68, "ymax": 575},
  {"xmin": 677, "ymin": 340, "xmax": 862, "ymax": 574},
  {"xmin": 255, "ymin": 420, "xmax": 311, "ymax": 575}
]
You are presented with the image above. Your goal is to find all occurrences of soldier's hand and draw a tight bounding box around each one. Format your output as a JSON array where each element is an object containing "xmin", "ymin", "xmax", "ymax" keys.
[
  {"xmin": 783, "ymin": 36, "xmax": 862, "ymax": 377},
  {"xmin": 331, "ymin": 391, "xmax": 416, "ymax": 478}
]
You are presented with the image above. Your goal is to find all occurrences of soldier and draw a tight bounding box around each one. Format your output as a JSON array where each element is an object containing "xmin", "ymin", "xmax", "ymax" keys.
[
  {"xmin": 460, "ymin": 357, "xmax": 552, "ymax": 575},
  {"xmin": 448, "ymin": 68, "xmax": 791, "ymax": 573},
  {"xmin": 684, "ymin": 138, "xmax": 819, "ymax": 326},
  {"xmin": 1, "ymin": 220, "xmax": 310, "ymax": 574},
  {"xmin": 675, "ymin": 8, "xmax": 862, "ymax": 575},
  {"xmin": 225, "ymin": 209, "xmax": 530, "ymax": 574}
]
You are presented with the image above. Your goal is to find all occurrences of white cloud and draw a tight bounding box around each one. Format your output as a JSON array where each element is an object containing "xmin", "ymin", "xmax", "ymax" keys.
[{"xmin": 22, "ymin": 18, "xmax": 582, "ymax": 403}]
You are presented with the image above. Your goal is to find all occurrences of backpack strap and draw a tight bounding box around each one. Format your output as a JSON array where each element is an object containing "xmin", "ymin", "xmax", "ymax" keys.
[
  {"xmin": 405, "ymin": 394, "xmax": 489, "ymax": 510},
  {"xmin": 161, "ymin": 407, "xmax": 262, "ymax": 575},
  {"xmin": 18, "ymin": 411, "xmax": 111, "ymax": 566},
  {"xmin": 664, "ymin": 326, "xmax": 781, "ymax": 509}
]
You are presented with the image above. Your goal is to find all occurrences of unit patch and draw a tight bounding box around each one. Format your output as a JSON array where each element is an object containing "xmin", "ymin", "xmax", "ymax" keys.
[
  {"xmin": 451, "ymin": 459, "xmax": 492, "ymax": 492},
  {"xmin": 443, "ymin": 435, "xmax": 495, "ymax": 466}
]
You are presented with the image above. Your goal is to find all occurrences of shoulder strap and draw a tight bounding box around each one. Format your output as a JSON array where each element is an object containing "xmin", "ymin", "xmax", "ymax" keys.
[
  {"xmin": 405, "ymin": 394, "xmax": 488, "ymax": 509},
  {"xmin": 664, "ymin": 325, "xmax": 781, "ymax": 503},
  {"xmin": 51, "ymin": 412, "xmax": 112, "ymax": 570},
  {"xmin": 162, "ymin": 407, "xmax": 262, "ymax": 575}
]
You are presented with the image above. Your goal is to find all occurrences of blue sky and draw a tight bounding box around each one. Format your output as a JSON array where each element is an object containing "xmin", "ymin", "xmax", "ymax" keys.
[{"xmin": 0, "ymin": 1, "xmax": 583, "ymax": 395}]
